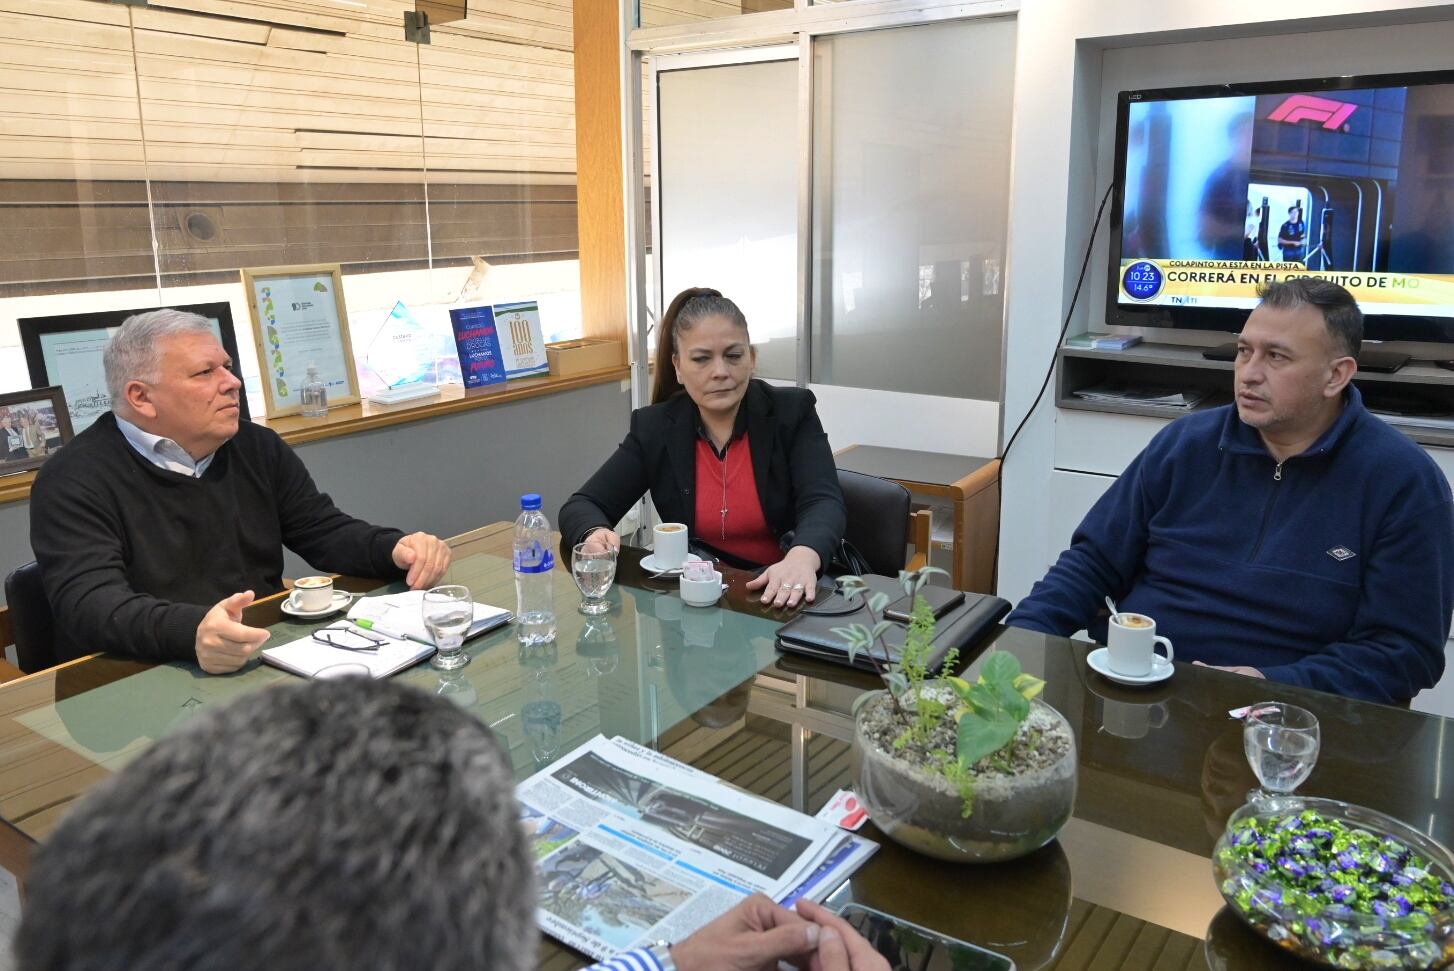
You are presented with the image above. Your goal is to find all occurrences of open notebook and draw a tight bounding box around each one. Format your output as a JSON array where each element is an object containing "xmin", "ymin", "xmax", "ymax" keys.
[
  {"xmin": 262, "ymin": 593, "xmax": 513, "ymax": 680},
  {"xmin": 261, "ymin": 623, "xmax": 436, "ymax": 679},
  {"xmin": 345, "ymin": 590, "xmax": 512, "ymax": 643}
]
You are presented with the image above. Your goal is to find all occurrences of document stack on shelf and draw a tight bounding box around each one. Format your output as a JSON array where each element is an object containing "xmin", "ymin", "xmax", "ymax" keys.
[
  {"xmin": 520, "ymin": 735, "xmax": 876, "ymax": 962},
  {"xmin": 1072, "ymin": 381, "xmax": 1209, "ymax": 410},
  {"xmin": 1064, "ymin": 331, "xmax": 1143, "ymax": 351}
]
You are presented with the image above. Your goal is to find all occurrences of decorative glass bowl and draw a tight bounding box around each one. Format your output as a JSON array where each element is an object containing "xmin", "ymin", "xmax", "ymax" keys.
[
  {"xmin": 1213, "ymin": 796, "xmax": 1454, "ymax": 970},
  {"xmin": 851, "ymin": 690, "xmax": 1077, "ymax": 863}
]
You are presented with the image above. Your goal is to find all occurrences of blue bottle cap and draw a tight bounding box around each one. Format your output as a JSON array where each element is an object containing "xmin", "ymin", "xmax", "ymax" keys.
[{"xmin": 520, "ymin": 493, "xmax": 542, "ymax": 510}]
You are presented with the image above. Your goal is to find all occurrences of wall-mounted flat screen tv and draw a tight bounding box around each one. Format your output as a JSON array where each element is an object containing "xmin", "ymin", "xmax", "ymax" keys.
[{"xmin": 1107, "ymin": 69, "xmax": 1454, "ymax": 342}]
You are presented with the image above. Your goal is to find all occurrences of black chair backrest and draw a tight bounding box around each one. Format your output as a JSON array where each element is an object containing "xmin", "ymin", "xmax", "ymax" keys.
[
  {"xmin": 837, "ymin": 469, "xmax": 912, "ymax": 577},
  {"xmin": 6, "ymin": 561, "xmax": 56, "ymax": 673}
]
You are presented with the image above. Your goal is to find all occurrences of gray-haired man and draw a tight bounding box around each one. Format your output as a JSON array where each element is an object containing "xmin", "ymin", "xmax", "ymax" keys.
[{"xmin": 30, "ymin": 309, "xmax": 450, "ymax": 672}]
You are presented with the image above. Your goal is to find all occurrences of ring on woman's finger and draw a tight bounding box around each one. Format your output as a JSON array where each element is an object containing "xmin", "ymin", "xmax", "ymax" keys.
[{"xmin": 790, "ymin": 583, "xmax": 805, "ymax": 591}]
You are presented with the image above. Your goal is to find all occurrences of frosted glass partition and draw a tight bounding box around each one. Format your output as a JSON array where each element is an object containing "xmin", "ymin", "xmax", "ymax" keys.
[
  {"xmin": 658, "ymin": 60, "xmax": 798, "ymax": 380},
  {"xmin": 811, "ymin": 18, "xmax": 1015, "ymax": 399}
]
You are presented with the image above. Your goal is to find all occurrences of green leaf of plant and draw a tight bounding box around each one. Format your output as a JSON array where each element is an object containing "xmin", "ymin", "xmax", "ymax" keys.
[
  {"xmin": 946, "ymin": 676, "xmax": 974, "ymax": 700},
  {"xmin": 994, "ymin": 676, "xmax": 1029, "ymax": 722},
  {"xmin": 866, "ymin": 592, "xmax": 890, "ymax": 615},
  {"xmin": 1013, "ymin": 673, "xmax": 1046, "ymax": 702},
  {"xmin": 982, "ymin": 651, "xmax": 1022, "ymax": 686},
  {"xmin": 912, "ymin": 566, "xmax": 950, "ymax": 594},
  {"xmin": 869, "ymin": 620, "xmax": 894, "ymax": 641},
  {"xmin": 957, "ymin": 712, "xmax": 1019, "ymax": 767},
  {"xmin": 838, "ymin": 577, "xmax": 868, "ymax": 601},
  {"xmin": 886, "ymin": 672, "xmax": 909, "ymax": 697},
  {"xmin": 967, "ymin": 681, "xmax": 1003, "ymax": 718},
  {"xmin": 897, "ymin": 570, "xmax": 916, "ymax": 597}
]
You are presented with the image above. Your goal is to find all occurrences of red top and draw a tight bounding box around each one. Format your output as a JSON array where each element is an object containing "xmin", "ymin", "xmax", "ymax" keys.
[{"xmin": 694, "ymin": 433, "xmax": 781, "ymax": 567}]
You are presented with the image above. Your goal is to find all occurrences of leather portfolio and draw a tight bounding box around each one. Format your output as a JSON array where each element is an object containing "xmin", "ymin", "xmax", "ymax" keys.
[{"xmin": 775, "ymin": 575, "xmax": 1011, "ymax": 674}]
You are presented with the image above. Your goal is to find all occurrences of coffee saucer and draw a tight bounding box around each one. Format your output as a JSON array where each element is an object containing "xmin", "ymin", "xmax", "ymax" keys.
[
  {"xmin": 639, "ymin": 552, "xmax": 704, "ymax": 575},
  {"xmin": 280, "ymin": 591, "xmax": 354, "ymax": 619},
  {"xmin": 1086, "ymin": 647, "xmax": 1173, "ymax": 687}
]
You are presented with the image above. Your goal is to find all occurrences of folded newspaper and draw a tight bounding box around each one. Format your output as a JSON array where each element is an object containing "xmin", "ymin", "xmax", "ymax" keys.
[
  {"xmin": 519, "ymin": 735, "xmax": 876, "ymax": 961},
  {"xmin": 1072, "ymin": 380, "xmax": 1209, "ymax": 410}
]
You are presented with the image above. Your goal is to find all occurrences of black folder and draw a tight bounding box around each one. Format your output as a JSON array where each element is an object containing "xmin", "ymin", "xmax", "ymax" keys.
[{"xmin": 775, "ymin": 575, "xmax": 1011, "ymax": 674}]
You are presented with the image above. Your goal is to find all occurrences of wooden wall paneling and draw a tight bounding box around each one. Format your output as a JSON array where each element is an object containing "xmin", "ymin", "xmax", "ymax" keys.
[
  {"xmin": 572, "ymin": 0, "xmax": 627, "ymax": 363},
  {"xmin": 0, "ymin": 0, "xmax": 129, "ymax": 27}
]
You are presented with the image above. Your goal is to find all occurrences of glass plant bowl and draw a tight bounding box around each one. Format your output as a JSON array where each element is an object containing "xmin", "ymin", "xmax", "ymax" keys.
[
  {"xmin": 851, "ymin": 688, "xmax": 1077, "ymax": 863},
  {"xmin": 1212, "ymin": 796, "xmax": 1454, "ymax": 970}
]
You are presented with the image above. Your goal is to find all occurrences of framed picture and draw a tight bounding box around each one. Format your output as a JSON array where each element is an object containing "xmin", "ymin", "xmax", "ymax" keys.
[
  {"xmin": 0, "ymin": 386, "xmax": 74, "ymax": 476},
  {"xmin": 18, "ymin": 302, "xmax": 251, "ymax": 434},
  {"xmin": 240, "ymin": 263, "xmax": 360, "ymax": 417}
]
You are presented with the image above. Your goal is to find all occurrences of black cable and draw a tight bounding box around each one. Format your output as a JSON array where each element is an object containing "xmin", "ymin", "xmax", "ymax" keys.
[
  {"xmin": 987, "ymin": 181, "xmax": 1114, "ymax": 593},
  {"xmin": 999, "ymin": 181, "xmax": 1116, "ymax": 464}
]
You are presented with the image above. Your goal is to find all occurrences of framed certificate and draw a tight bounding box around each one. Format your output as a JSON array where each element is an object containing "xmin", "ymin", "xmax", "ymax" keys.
[
  {"xmin": 241, "ymin": 264, "xmax": 360, "ymax": 417},
  {"xmin": 18, "ymin": 302, "xmax": 251, "ymax": 434}
]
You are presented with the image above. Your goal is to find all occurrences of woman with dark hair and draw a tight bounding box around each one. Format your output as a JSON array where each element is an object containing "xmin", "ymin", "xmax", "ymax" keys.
[{"xmin": 559, "ymin": 287, "xmax": 845, "ymax": 609}]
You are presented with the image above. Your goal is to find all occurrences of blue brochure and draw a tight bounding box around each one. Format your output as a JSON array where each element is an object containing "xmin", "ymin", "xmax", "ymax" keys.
[{"xmin": 448, "ymin": 305, "xmax": 507, "ymax": 388}]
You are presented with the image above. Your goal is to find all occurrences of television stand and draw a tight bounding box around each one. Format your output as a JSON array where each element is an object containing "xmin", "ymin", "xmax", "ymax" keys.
[
  {"xmin": 1059, "ymin": 341, "xmax": 1454, "ymax": 448},
  {"xmin": 1200, "ymin": 342, "xmax": 1410, "ymax": 374}
]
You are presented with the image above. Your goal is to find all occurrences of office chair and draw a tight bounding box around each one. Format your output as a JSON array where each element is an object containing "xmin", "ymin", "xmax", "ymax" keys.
[
  {"xmin": 6, "ymin": 561, "xmax": 57, "ymax": 673},
  {"xmin": 837, "ymin": 469, "xmax": 932, "ymax": 577}
]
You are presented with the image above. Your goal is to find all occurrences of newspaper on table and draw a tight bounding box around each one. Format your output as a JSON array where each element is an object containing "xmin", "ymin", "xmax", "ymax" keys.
[{"xmin": 519, "ymin": 734, "xmax": 876, "ymax": 961}]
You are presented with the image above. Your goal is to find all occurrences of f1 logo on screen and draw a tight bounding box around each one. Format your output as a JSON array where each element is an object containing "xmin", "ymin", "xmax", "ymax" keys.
[{"xmin": 1267, "ymin": 94, "xmax": 1358, "ymax": 131}]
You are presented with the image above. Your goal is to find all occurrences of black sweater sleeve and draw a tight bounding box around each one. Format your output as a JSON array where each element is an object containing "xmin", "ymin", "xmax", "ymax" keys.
[
  {"xmin": 269, "ymin": 434, "xmax": 407, "ymax": 579},
  {"xmin": 32, "ymin": 465, "xmax": 208, "ymax": 662},
  {"xmin": 558, "ymin": 410, "xmax": 653, "ymax": 549},
  {"xmin": 781, "ymin": 392, "xmax": 845, "ymax": 568}
]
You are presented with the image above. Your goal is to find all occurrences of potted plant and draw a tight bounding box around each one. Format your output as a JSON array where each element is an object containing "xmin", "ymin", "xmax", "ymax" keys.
[{"xmin": 837, "ymin": 568, "xmax": 1077, "ymax": 863}]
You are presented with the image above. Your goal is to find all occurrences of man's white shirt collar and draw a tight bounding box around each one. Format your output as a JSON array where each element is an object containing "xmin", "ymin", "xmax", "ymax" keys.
[{"xmin": 114, "ymin": 415, "xmax": 216, "ymax": 478}]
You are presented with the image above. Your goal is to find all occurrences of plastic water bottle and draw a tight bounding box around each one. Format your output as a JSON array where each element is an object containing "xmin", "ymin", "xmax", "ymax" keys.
[
  {"xmin": 513, "ymin": 493, "xmax": 557, "ymax": 645},
  {"xmin": 300, "ymin": 363, "xmax": 328, "ymax": 418}
]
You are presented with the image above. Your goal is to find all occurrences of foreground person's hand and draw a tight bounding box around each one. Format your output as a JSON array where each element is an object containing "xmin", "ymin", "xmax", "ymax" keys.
[
  {"xmin": 670, "ymin": 893, "xmax": 822, "ymax": 971},
  {"xmin": 795, "ymin": 900, "xmax": 890, "ymax": 971},
  {"xmin": 195, "ymin": 590, "xmax": 270, "ymax": 674}
]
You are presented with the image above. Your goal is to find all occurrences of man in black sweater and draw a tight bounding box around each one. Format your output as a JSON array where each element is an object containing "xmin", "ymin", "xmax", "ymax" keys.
[{"xmin": 30, "ymin": 309, "xmax": 451, "ymax": 673}]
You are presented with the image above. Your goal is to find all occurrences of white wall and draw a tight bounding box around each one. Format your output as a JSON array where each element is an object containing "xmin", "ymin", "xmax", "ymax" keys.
[{"xmin": 998, "ymin": 0, "xmax": 1454, "ymax": 603}]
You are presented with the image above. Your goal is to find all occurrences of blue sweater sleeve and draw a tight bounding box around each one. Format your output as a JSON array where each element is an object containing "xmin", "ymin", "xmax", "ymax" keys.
[
  {"xmin": 1258, "ymin": 495, "xmax": 1454, "ymax": 704},
  {"xmin": 586, "ymin": 948, "xmax": 665, "ymax": 971},
  {"xmin": 1005, "ymin": 447, "xmax": 1160, "ymax": 636}
]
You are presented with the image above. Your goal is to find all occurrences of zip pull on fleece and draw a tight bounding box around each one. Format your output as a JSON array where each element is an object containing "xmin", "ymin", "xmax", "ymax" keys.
[{"xmin": 1273, "ymin": 461, "xmax": 1284, "ymax": 482}]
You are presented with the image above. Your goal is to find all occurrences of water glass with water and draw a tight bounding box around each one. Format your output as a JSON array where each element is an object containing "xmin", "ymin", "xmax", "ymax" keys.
[
  {"xmin": 572, "ymin": 543, "xmax": 616, "ymax": 615},
  {"xmin": 1243, "ymin": 701, "xmax": 1320, "ymax": 803},
  {"xmin": 423, "ymin": 584, "xmax": 473, "ymax": 671}
]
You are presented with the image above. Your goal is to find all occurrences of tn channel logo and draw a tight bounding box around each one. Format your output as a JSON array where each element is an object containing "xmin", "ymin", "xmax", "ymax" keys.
[{"xmin": 1122, "ymin": 260, "xmax": 1163, "ymax": 301}]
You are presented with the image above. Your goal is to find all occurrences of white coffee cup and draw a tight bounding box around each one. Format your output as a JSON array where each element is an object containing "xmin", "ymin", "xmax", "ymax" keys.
[
  {"xmin": 1107, "ymin": 612, "xmax": 1173, "ymax": 677},
  {"xmin": 1101, "ymin": 699, "xmax": 1169, "ymax": 739},
  {"xmin": 653, "ymin": 522, "xmax": 689, "ymax": 570},
  {"xmin": 290, "ymin": 576, "xmax": 335, "ymax": 612},
  {"xmin": 680, "ymin": 570, "xmax": 723, "ymax": 607}
]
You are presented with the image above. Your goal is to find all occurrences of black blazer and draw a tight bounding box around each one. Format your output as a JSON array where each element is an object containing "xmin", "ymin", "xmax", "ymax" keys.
[{"xmin": 558, "ymin": 380, "xmax": 846, "ymax": 569}]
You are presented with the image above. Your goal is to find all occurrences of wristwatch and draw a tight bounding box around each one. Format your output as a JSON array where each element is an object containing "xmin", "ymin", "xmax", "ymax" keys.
[{"xmin": 647, "ymin": 941, "xmax": 678, "ymax": 971}]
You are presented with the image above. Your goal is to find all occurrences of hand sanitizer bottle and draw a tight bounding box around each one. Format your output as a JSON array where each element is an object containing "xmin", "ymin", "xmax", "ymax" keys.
[{"xmin": 300, "ymin": 364, "xmax": 328, "ymax": 418}]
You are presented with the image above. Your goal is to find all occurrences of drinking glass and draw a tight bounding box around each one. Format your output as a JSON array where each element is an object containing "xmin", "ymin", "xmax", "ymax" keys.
[
  {"xmin": 572, "ymin": 543, "xmax": 616, "ymax": 615},
  {"xmin": 423, "ymin": 584, "xmax": 473, "ymax": 671},
  {"xmin": 1243, "ymin": 702, "xmax": 1320, "ymax": 803}
]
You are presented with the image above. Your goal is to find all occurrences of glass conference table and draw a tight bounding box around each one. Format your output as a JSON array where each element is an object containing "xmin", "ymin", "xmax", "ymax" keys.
[{"xmin": 2, "ymin": 521, "xmax": 1452, "ymax": 971}]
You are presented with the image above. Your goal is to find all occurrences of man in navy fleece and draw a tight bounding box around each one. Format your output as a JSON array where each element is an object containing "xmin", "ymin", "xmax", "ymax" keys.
[{"xmin": 1008, "ymin": 278, "xmax": 1454, "ymax": 704}]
